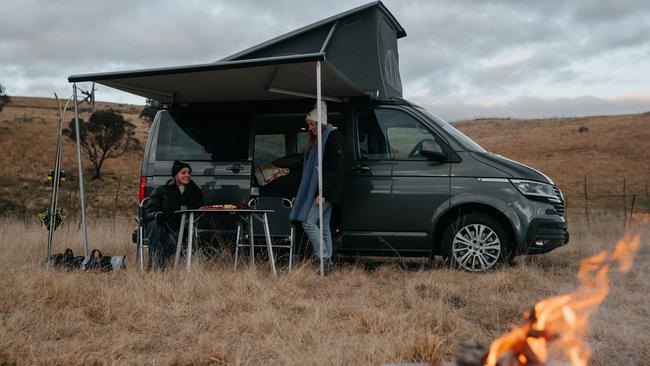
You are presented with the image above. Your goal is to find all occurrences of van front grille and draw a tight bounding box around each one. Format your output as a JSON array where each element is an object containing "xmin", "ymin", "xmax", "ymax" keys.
[{"xmin": 552, "ymin": 186, "xmax": 565, "ymax": 217}]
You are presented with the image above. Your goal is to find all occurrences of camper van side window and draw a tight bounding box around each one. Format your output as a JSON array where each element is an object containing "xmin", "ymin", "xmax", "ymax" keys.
[
  {"xmin": 156, "ymin": 111, "xmax": 251, "ymax": 161},
  {"xmin": 156, "ymin": 112, "xmax": 210, "ymax": 160},
  {"xmin": 356, "ymin": 109, "xmax": 438, "ymax": 161},
  {"xmin": 356, "ymin": 111, "xmax": 390, "ymax": 160},
  {"xmin": 380, "ymin": 109, "xmax": 436, "ymax": 161},
  {"xmin": 254, "ymin": 134, "xmax": 286, "ymax": 165},
  {"xmin": 296, "ymin": 131, "xmax": 310, "ymax": 154}
]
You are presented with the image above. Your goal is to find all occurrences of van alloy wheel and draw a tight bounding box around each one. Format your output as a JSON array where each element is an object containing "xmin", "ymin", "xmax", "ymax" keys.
[
  {"xmin": 452, "ymin": 224, "xmax": 501, "ymax": 272},
  {"xmin": 441, "ymin": 213, "xmax": 511, "ymax": 272}
]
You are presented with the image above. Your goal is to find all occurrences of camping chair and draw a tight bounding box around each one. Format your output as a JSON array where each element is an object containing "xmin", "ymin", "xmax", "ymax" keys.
[
  {"xmin": 234, "ymin": 197, "xmax": 295, "ymax": 270},
  {"xmin": 136, "ymin": 197, "xmax": 200, "ymax": 271}
]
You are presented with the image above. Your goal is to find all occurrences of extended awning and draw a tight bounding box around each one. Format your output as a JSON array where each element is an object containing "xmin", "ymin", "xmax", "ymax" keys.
[
  {"xmin": 65, "ymin": 1, "xmax": 406, "ymax": 278},
  {"xmin": 68, "ymin": 53, "xmax": 367, "ymax": 104},
  {"xmin": 67, "ymin": 53, "xmax": 358, "ymax": 277}
]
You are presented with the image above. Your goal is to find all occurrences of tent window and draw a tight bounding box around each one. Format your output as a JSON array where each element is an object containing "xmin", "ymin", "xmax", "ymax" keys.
[{"xmin": 156, "ymin": 110, "xmax": 251, "ymax": 161}]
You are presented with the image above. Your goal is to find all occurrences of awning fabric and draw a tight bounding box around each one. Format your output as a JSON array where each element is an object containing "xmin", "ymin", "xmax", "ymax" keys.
[{"xmin": 68, "ymin": 53, "xmax": 367, "ymax": 104}]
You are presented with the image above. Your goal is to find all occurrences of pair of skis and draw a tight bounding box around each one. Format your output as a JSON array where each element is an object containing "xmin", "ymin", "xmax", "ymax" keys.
[{"xmin": 45, "ymin": 93, "xmax": 72, "ymax": 268}]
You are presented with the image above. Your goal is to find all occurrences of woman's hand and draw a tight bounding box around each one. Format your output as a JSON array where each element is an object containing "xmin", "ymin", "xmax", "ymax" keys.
[{"xmin": 315, "ymin": 196, "xmax": 325, "ymax": 205}]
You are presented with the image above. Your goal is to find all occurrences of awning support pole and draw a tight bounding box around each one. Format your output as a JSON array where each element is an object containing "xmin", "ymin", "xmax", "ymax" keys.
[
  {"xmin": 317, "ymin": 61, "xmax": 324, "ymax": 278},
  {"xmin": 73, "ymin": 83, "xmax": 89, "ymax": 256}
]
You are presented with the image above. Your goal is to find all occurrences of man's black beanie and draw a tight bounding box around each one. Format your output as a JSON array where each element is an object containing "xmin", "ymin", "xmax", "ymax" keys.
[{"xmin": 171, "ymin": 160, "xmax": 192, "ymax": 177}]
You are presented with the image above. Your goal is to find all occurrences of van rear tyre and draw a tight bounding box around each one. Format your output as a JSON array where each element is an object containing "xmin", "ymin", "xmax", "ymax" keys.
[{"xmin": 441, "ymin": 213, "xmax": 512, "ymax": 272}]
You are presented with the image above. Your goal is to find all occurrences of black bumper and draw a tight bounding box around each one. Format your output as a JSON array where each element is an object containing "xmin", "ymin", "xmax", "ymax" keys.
[{"xmin": 524, "ymin": 218, "xmax": 569, "ymax": 254}]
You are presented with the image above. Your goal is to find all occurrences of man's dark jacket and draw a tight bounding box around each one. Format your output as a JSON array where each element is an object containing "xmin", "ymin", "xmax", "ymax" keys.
[
  {"xmin": 322, "ymin": 129, "xmax": 344, "ymax": 204},
  {"xmin": 144, "ymin": 180, "xmax": 203, "ymax": 231}
]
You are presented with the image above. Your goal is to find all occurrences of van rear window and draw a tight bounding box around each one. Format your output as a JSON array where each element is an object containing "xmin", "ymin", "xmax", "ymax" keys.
[{"xmin": 155, "ymin": 110, "xmax": 251, "ymax": 161}]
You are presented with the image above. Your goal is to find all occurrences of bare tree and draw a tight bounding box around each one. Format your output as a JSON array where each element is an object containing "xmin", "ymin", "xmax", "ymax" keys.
[{"xmin": 65, "ymin": 109, "xmax": 140, "ymax": 179}]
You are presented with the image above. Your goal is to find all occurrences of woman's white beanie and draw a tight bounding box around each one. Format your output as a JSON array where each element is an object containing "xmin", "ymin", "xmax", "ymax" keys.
[{"xmin": 305, "ymin": 101, "xmax": 328, "ymax": 125}]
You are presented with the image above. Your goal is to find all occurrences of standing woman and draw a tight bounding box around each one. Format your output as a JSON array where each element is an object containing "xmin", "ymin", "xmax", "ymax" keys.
[
  {"xmin": 290, "ymin": 101, "xmax": 344, "ymax": 272},
  {"xmin": 144, "ymin": 160, "xmax": 203, "ymax": 270}
]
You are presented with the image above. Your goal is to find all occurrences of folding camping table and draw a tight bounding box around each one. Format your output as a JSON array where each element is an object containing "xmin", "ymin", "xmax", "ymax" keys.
[{"xmin": 173, "ymin": 208, "xmax": 277, "ymax": 276}]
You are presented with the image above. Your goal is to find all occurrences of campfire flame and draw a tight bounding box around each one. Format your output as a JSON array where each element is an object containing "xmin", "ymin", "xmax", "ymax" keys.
[{"xmin": 484, "ymin": 232, "xmax": 641, "ymax": 366}]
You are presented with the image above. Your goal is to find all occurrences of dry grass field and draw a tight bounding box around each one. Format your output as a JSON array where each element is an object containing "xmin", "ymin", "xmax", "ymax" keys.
[
  {"xmin": 1, "ymin": 97, "xmax": 649, "ymax": 365},
  {"xmin": 0, "ymin": 213, "xmax": 648, "ymax": 366}
]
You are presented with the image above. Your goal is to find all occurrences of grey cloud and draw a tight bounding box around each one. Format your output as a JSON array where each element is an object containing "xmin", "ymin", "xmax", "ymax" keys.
[
  {"xmin": 470, "ymin": 52, "xmax": 574, "ymax": 93},
  {"xmin": 414, "ymin": 95, "xmax": 650, "ymax": 121},
  {"xmin": 396, "ymin": 2, "xmax": 571, "ymax": 98},
  {"xmin": 396, "ymin": 0, "xmax": 650, "ymax": 98},
  {"xmin": 1, "ymin": 0, "xmax": 650, "ymax": 118},
  {"xmin": 571, "ymin": 0, "xmax": 650, "ymax": 25}
]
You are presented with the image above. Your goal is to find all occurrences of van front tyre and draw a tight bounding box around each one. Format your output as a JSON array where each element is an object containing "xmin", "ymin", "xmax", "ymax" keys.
[{"xmin": 441, "ymin": 213, "xmax": 511, "ymax": 272}]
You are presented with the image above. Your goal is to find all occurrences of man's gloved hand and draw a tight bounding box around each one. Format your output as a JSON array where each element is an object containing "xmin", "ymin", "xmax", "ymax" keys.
[{"xmin": 154, "ymin": 211, "xmax": 165, "ymax": 224}]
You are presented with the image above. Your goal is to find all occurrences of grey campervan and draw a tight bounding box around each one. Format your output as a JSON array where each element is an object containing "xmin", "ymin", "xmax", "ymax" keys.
[
  {"xmin": 70, "ymin": 2, "xmax": 568, "ymax": 272},
  {"xmin": 139, "ymin": 98, "xmax": 568, "ymax": 272}
]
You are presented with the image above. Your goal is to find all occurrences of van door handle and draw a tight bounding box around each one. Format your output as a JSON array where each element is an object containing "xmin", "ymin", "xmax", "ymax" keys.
[
  {"xmin": 353, "ymin": 164, "xmax": 371, "ymax": 173},
  {"xmin": 226, "ymin": 163, "xmax": 244, "ymax": 173}
]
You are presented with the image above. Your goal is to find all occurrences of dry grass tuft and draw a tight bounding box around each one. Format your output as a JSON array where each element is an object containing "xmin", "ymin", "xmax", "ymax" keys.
[{"xmin": 0, "ymin": 214, "xmax": 648, "ymax": 365}]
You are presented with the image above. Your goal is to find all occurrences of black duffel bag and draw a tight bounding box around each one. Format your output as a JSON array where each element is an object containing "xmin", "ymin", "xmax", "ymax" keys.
[
  {"xmin": 48, "ymin": 248, "xmax": 127, "ymax": 272},
  {"xmin": 84, "ymin": 249, "xmax": 128, "ymax": 272},
  {"xmin": 50, "ymin": 248, "xmax": 85, "ymax": 270}
]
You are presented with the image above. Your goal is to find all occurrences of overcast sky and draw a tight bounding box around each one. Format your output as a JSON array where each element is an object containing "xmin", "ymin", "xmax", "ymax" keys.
[{"xmin": 1, "ymin": 0, "xmax": 649, "ymax": 120}]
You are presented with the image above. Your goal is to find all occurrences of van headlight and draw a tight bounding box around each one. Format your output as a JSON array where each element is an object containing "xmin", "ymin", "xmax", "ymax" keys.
[{"xmin": 510, "ymin": 179, "xmax": 559, "ymax": 202}]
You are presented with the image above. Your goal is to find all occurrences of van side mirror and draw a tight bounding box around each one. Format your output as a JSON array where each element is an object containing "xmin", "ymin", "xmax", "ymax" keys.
[{"xmin": 420, "ymin": 139, "xmax": 448, "ymax": 161}]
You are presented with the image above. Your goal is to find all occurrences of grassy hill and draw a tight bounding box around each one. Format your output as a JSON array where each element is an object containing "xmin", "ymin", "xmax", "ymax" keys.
[
  {"xmin": 0, "ymin": 97, "xmax": 145, "ymax": 218},
  {"xmin": 1, "ymin": 96, "xmax": 648, "ymax": 219},
  {"xmin": 454, "ymin": 113, "xmax": 650, "ymax": 215}
]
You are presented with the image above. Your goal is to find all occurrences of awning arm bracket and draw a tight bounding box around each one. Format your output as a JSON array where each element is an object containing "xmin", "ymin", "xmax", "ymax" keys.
[
  {"xmin": 265, "ymin": 65, "xmax": 282, "ymax": 92},
  {"xmin": 266, "ymin": 87, "xmax": 345, "ymax": 103},
  {"xmin": 320, "ymin": 21, "xmax": 339, "ymax": 54},
  {"xmin": 104, "ymin": 81, "xmax": 175, "ymax": 103}
]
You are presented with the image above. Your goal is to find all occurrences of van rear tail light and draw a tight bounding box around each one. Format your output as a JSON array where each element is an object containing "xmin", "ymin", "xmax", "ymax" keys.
[{"xmin": 139, "ymin": 176, "xmax": 147, "ymax": 203}]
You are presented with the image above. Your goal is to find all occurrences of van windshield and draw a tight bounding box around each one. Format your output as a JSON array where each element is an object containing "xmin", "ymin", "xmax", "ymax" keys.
[
  {"xmin": 155, "ymin": 110, "xmax": 251, "ymax": 161},
  {"xmin": 415, "ymin": 107, "xmax": 486, "ymax": 153}
]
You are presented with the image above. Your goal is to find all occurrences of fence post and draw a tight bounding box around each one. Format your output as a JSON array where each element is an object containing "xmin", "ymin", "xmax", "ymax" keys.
[
  {"xmin": 583, "ymin": 175, "xmax": 589, "ymax": 224},
  {"xmin": 622, "ymin": 176, "xmax": 627, "ymax": 228}
]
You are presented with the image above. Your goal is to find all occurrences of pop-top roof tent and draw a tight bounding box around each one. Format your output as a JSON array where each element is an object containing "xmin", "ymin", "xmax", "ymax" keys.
[
  {"xmin": 65, "ymin": 1, "xmax": 407, "ymax": 275},
  {"xmin": 67, "ymin": 1, "xmax": 406, "ymax": 104}
]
